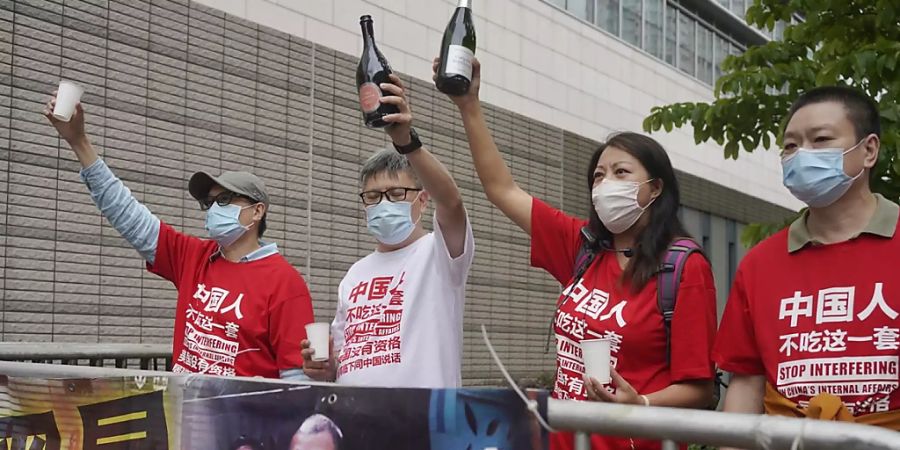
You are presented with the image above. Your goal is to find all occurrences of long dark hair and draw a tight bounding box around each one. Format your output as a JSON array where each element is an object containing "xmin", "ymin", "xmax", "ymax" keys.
[{"xmin": 586, "ymin": 132, "xmax": 690, "ymax": 292}]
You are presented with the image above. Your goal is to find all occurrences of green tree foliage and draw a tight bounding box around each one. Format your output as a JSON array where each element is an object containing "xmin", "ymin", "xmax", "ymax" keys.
[{"xmin": 642, "ymin": 0, "xmax": 900, "ymax": 247}]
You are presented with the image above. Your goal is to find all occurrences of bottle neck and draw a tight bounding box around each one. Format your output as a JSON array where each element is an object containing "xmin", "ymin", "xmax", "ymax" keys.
[
  {"xmin": 360, "ymin": 20, "xmax": 376, "ymax": 46},
  {"xmin": 457, "ymin": 0, "xmax": 471, "ymax": 8}
]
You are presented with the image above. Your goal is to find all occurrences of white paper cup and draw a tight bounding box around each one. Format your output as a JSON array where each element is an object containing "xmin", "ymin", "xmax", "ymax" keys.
[
  {"xmin": 52, "ymin": 80, "xmax": 84, "ymax": 122},
  {"xmin": 305, "ymin": 322, "xmax": 330, "ymax": 362},
  {"xmin": 581, "ymin": 338, "xmax": 612, "ymax": 384}
]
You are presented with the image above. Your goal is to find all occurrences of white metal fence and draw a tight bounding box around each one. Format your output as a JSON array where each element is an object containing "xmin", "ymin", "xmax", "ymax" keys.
[
  {"xmin": 549, "ymin": 398, "xmax": 900, "ymax": 450},
  {"xmin": 0, "ymin": 343, "xmax": 171, "ymax": 370}
]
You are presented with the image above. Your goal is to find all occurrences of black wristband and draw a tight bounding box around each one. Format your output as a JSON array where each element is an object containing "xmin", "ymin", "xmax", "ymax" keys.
[{"xmin": 393, "ymin": 128, "xmax": 422, "ymax": 155}]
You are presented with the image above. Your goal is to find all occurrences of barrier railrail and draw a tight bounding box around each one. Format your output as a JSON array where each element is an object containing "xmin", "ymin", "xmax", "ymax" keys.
[
  {"xmin": 550, "ymin": 399, "xmax": 900, "ymax": 450},
  {"xmin": 0, "ymin": 361, "xmax": 896, "ymax": 450},
  {"xmin": 0, "ymin": 343, "xmax": 171, "ymax": 370}
]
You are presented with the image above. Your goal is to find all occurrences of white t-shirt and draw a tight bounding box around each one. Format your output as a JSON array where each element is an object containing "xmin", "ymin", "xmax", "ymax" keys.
[{"xmin": 332, "ymin": 212, "xmax": 474, "ymax": 388}]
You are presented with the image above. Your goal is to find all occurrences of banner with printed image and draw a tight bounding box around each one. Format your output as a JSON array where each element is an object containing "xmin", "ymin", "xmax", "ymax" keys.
[
  {"xmin": 0, "ymin": 373, "xmax": 547, "ymax": 450},
  {"xmin": 181, "ymin": 377, "xmax": 549, "ymax": 450},
  {"xmin": 0, "ymin": 375, "xmax": 177, "ymax": 450}
]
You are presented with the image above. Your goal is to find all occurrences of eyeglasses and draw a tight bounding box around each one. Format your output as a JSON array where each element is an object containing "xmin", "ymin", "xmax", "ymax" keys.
[
  {"xmin": 358, "ymin": 187, "xmax": 422, "ymax": 206},
  {"xmin": 199, "ymin": 191, "xmax": 255, "ymax": 210}
]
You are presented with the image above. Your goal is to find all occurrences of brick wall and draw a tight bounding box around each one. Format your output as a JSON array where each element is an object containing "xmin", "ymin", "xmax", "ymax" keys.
[{"xmin": 0, "ymin": 0, "xmax": 790, "ymax": 384}]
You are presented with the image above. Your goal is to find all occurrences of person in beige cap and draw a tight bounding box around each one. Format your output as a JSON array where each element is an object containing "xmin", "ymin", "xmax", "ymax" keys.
[{"xmin": 44, "ymin": 97, "xmax": 315, "ymax": 380}]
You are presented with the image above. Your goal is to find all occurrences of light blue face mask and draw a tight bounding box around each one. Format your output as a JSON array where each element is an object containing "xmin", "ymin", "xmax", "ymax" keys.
[
  {"xmin": 781, "ymin": 138, "xmax": 866, "ymax": 208},
  {"xmin": 365, "ymin": 196, "xmax": 422, "ymax": 246},
  {"xmin": 205, "ymin": 203, "xmax": 255, "ymax": 248}
]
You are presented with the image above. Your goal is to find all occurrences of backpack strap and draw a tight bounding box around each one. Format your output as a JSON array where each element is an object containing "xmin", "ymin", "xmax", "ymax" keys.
[
  {"xmin": 545, "ymin": 227, "xmax": 598, "ymax": 352},
  {"xmin": 571, "ymin": 230, "xmax": 597, "ymax": 295},
  {"xmin": 657, "ymin": 238, "xmax": 703, "ymax": 365}
]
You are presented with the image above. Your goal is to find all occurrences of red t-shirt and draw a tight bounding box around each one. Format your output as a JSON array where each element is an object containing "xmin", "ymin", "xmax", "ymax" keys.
[
  {"xmin": 147, "ymin": 223, "xmax": 315, "ymax": 378},
  {"xmin": 714, "ymin": 225, "xmax": 900, "ymax": 415},
  {"xmin": 531, "ymin": 199, "xmax": 717, "ymax": 450}
]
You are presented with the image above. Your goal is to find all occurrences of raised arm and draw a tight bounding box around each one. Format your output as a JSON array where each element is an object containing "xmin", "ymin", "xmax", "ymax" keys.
[
  {"xmin": 435, "ymin": 58, "xmax": 534, "ymax": 235},
  {"xmin": 380, "ymin": 74, "xmax": 467, "ymax": 257},
  {"xmin": 43, "ymin": 97, "xmax": 160, "ymax": 263}
]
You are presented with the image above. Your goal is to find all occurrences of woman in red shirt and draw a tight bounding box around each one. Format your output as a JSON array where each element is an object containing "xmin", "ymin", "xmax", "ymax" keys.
[{"xmin": 436, "ymin": 59, "xmax": 718, "ymax": 449}]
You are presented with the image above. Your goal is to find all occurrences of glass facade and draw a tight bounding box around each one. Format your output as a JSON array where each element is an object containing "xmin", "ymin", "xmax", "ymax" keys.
[
  {"xmin": 664, "ymin": 3, "xmax": 677, "ymax": 65},
  {"xmin": 714, "ymin": 34, "xmax": 730, "ymax": 81},
  {"xmin": 681, "ymin": 205, "xmax": 747, "ymax": 311},
  {"xmin": 546, "ymin": 0, "xmax": 755, "ymax": 87},
  {"xmin": 677, "ymin": 11, "xmax": 695, "ymax": 76},
  {"xmin": 557, "ymin": 0, "xmax": 595, "ymax": 23},
  {"xmin": 597, "ymin": 0, "xmax": 620, "ymax": 35},
  {"xmin": 697, "ymin": 25, "xmax": 714, "ymax": 84},
  {"xmin": 644, "ymin": 0, "xmax": 664, "ymax": 58},
  {"xmin": 729, "ymin": 0, "xmax": 746, "ymax": 18},
  {"xmin": 621, "ymin": 0, "xmax": 642, "ymax": 47}
]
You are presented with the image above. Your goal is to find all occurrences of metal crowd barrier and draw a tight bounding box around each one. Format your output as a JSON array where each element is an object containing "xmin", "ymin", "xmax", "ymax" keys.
[
  {"xmin": 551, "ymin": 398, "xmax": 900, "ymax": 450},
  {"xmin": 0, "ymin": 343, "xmax": 171, "ymax": 370},
  {"xmin": 0, "ymin": 361, "xmax": 896, "ymax": 450}
]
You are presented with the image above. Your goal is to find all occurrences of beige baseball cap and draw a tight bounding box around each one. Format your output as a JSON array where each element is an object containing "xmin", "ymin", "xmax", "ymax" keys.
[{"xmin": 188, "ymin": 170, "xmax": 270, "ymax": 206}]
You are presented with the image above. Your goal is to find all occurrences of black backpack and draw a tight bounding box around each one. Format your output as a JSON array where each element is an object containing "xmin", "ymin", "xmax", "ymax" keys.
[{"xmin": 570, "ymin": 227, "xmax": 725, "ymax": 409}]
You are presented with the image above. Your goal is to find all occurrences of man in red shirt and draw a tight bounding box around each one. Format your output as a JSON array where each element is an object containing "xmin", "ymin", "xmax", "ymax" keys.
[
  {"xmin": 44, "ymin": 97, "xmax": 315, "ymax": 380},
  {"xmin": 714, "ymin": 86, "xmax": 900, "ymax": 434}
]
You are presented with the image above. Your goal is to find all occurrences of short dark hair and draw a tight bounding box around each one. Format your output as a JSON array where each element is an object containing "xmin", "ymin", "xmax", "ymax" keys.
[
  {"xmin": 257, "ymin": 213, "xmax": 267, "ymax": 238},
  {"xmin": 241, "ymin": 193, "xmax": 266, "ymax": 238},
  {"xmin": 359, "ymin": 148, "xmax": 422, "ymax": 188},
  {"xmin": 786, "ymin": 86, "xmax": 881, "ymax": 140}
]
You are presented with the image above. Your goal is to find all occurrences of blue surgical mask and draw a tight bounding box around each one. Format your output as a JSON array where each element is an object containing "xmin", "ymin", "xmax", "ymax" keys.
[
  {"xmin": 365, "ymin": 197, "xmax": 422, "ymax": 246},
  {"xmin": 206, "ymin": 203, "xmax": 254, "ymax": 247},
  {"xmin": 782, "ymin": 139, "xmax": 865, "ymax": 208}
]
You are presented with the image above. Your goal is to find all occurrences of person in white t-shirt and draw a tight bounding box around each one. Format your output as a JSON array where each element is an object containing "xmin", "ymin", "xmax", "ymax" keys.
[{"xmin": 300, "ymin": 74, "xmax": 475, "ymax": 388}]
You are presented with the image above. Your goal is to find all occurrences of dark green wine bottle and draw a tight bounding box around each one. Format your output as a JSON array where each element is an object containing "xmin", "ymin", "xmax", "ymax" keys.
[
  {"xmin": 436, "ymin": 0, "xmax": 476, "ymax": 96},
  {"xmin": 357, "ymin": 15, "xmax": 399, "ymax": 128}
]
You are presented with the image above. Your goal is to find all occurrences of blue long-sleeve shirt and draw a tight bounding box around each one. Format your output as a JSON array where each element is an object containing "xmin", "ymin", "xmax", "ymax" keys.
[{"xmin": 80, "ymin": 159, "xmax": 280, "ymax": 263}]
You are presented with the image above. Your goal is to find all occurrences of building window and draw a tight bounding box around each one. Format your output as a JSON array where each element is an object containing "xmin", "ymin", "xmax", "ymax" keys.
[
  {"xmin": 730, "ymin": 0, "xmax": 746, "ymax": 18},
  {"xmin": 714, "ymin": 34, "xmax": 729, "ymax": 82},
  {"xmin": 726, "ymin": 220, "xmax": 738, "ymax": 288},
  {"xmin": 545, "ymin": 0, "xmax": 751, "ymax": 87},
  {"xmin": 644, "ymin": 0, "xmax": 664, "ymax": 58},
  {"xmin": 597, "ymin": 0, "xmax": 620, "ymax": 35},
  {"xmin": 697, "ymin": 25, "xmax": 713, "ymax": 84},
  {"xmin": 568, "ymin": 0, "xmax": 595, "ymax": 21},
  {"xmin": 774, "ymin": 20, "xmax": 787, "ymax": 40},
  {"xmin": 664, "ymin": 4, "xmax": 677, "ymax": 65},
  {"xmin": 701, "ymin": 212, "xmax": 712, "ymax": 256},
  {"xmin": 677, "ymin": 11, "xmax": 695, "ymax": 76},
  {"xmin": 622, "ymin": 0, "xmax": 642, "ymax": 47}
]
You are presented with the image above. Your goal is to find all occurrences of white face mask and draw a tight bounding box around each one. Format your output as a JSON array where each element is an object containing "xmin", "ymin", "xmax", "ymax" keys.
[
  {"xmin": 781, "ymin": 138, "xmax": 866, "ymax": 208},
  {"xmin": 591, "ymin": 179, "xmax": 656, "ymax": 234},
  {"xmin": 365, "ymin": 192, "xmax": 424, "ymax": 246}
]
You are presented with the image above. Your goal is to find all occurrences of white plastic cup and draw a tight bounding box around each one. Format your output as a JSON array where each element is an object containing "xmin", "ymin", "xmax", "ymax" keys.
[
  {"xmin": 305, "ymin": 322, "xmax": 331, "ymax": 362},
  {"xmin": 52, "ymin": 80, "xmax": 84, "ymax": 122},
  {"xmin": 581, "ymin": 338, "xmax": 612, "ymax": 384}
]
